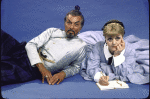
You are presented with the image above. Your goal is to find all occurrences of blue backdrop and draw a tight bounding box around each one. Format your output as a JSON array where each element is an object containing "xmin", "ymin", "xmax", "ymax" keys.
[{"xmin": 1, "ymin": 0, "xmax": 149, "ymax": 43}]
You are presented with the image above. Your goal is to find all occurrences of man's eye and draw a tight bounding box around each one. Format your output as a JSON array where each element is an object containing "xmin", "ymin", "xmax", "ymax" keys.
[{"xmin": 75, "ymin": 24, "xmax": 79, "ymax": 26}]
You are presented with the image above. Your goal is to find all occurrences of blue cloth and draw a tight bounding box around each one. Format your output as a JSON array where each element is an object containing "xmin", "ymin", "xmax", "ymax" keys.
[
  {"xmin": 1, "ymin": 30, "xmax": 41, "ymax": 86},
  {"xmin": 78, "ymin": 31, "xmax": 149, "ymax": 84},
  {"xmin": 1, "ymin": 74, "xmax": 149, "ymax": 98}
]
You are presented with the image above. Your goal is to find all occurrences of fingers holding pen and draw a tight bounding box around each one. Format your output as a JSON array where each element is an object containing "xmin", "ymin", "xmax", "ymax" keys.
[{"xmin": 99, "ymin": 76, "xmax": 109, "ymax": 86}]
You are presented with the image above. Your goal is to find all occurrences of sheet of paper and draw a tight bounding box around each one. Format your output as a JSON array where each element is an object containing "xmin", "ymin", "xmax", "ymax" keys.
[{"xmin": 96, "ymin": 80, "xmax": 129, "ymax": 90}]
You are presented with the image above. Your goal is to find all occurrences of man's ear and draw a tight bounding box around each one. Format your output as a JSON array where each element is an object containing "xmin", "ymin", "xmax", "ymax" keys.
[{"xmin": 79, "ymin": 26, "xmax": 82, "ymax": 31}]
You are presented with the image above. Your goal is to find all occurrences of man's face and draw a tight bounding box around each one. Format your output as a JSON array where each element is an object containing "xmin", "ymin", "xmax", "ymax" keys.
[{"xmin": 65, "ymin": 14, "xmax": 82, "ymax": 38}]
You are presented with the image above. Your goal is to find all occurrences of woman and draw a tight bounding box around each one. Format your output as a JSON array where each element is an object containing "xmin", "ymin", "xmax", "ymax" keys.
[{"xmin": 82, "ymin": 20, "xmax": 149, "ymax": 85}]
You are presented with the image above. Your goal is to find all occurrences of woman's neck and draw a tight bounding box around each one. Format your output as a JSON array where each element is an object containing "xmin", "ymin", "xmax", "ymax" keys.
[{"xmin": 109, "ymin": 49, "xmax": 114, "ymax": 55}]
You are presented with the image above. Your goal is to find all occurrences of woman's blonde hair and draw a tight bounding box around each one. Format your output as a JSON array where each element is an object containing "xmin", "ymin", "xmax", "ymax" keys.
[{"xmin": 102, "ymin": 20, "xmax": 125, "ymax": 36}]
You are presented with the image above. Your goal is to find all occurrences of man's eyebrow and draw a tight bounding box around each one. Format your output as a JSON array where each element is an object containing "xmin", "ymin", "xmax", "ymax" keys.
[
  {"xmin": 75, "ymin": 21, "xmax": 80, "ymax": 24},
  {"xmin": 67, "ymin": 19, "xmax": 71, "ymax": 22},
  {"xmin": 67, "ymin": 19, "xmax": 80, "ymax": 23}
]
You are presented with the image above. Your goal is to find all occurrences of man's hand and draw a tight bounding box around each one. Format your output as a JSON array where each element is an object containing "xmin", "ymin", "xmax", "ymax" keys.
[
  {"xmin": 50, "ymin": 71, "xmax": 66, "ymax": 85},
  {"xmin": 99, "ymin": 76, "xmax": 109, "ymax": 86},
  {"xmin": 114, "ymin": 39, "xmax": 125, "ymax": 57},
  {"xmin": 36, "ymin": 63, "xmax": 52, "ymax": 85}
]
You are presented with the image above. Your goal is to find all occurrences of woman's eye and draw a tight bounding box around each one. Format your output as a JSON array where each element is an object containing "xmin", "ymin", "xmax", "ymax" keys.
[
  {"xmin": 108, "ymin": 38, "xmax": 112, "ymax": 41},
  {"xmin": 116, "ymin": 37, "xmax": 120, "ymax": 40}
]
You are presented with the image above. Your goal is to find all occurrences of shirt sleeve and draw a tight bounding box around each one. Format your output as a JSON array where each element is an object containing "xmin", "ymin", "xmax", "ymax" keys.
[
  {"xmin": 87, "ymin": 43, "xmax": 107, "ymax": 82},
  {"xmin": 94, "ymin": 72, "xmax": 106, "ymax": 83},
  {"xmin": 25, "ymin": 28, "xmax": 57, "ymax": 66},
  {"xmin": 62, "ymin": 44, "xmax": 87, "ymax": 78}
]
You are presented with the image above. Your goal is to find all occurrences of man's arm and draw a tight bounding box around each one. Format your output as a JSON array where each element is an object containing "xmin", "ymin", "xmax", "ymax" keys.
[
  {"xmin": 25, "ymin": 28, "xmax": 56, "ymax": 66},
  {"xmin": 25, "ymin": 28, "xmax": 57, "ymax": 84},
  {"xmin": 62, "ymin": 44, "xmax": 87, "ymax": 78},
  {"xmin": 36, "ymin": 63, "xmax": 52, "ymax": 85},
  {"xmin": 50, "ymin": 44, "xmax": 87, "ymax": 85}
]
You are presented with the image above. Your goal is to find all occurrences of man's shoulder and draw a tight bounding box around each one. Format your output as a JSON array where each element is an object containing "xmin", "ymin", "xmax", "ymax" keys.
[
  {"xmin": 93, "ymin": 41, "xmax": 105, "ymax": 49},
  {"xmin": 76, "ymin": 37, "xmax": 87, "ymax": 47},
  {"xmin": 68, "ymin": 37, "xmax": 87, "ymax": 52},
  {"xmin": 46, "ymin": 27, "xmax": 63, "ymax": 32},
  {"xmin": 46, "ymin": 28, "xmax": 66, "ymax": 38}
]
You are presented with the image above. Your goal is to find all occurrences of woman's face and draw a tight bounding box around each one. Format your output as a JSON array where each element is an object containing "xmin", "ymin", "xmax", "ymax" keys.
[{"xmin": 105, "ymin": 34, "xmax": 123, "ymax": 54}]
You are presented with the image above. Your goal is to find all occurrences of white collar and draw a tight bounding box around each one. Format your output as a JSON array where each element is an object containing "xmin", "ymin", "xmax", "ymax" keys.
[
  {"xmin": 104, "ymin": 43, "xmax": 125, "ymax": 61},
  {"xmin": 104, "ymin": 43, "xmax": 112, "ymax": 61}
]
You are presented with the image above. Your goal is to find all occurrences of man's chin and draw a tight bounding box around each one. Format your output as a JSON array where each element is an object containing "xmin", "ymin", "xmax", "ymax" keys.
[{"xmin": 66, "ymin": 33, "xmax": 75, "ymax": 38}]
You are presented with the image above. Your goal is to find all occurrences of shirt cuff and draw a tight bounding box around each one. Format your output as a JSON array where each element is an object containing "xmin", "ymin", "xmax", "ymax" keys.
[
  {"xmin": 94, "ymin": 72, "xmax": 106, "ymax": 83},
  {"xmin": 113, "ymin": 54, "xmax": 125, "ymax": 67}
]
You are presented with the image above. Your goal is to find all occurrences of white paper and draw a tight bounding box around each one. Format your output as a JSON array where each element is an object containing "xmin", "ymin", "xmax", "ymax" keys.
[{"xmin": 96, "ymin": 80, "xmax": 129, "ymax": 90}]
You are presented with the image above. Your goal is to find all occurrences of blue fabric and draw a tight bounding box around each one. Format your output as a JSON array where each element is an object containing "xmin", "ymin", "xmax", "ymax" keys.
[
  {"xmin": 1, "ymin": 74, "xmax": 149, "ymax": 98},
  {"xmin": 1, "ymin": 0, "xmax": 149, "ymax": 98},
  {"xmin": 1, "ymin": 30, "xmax": 41, "ymax": 86},
  {"xmin": 1, "ymin": 0, "xmax": 149, "ymax": 42}
]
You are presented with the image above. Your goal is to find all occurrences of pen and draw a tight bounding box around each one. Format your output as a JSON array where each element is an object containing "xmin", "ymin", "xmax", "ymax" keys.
[
  {"xmin": 101, "ymin": 71, "xmax": 104, "ymax": 76},
  {"xmin": 116, "ymin": 79, "xmax": 122, "ymax": 86}
]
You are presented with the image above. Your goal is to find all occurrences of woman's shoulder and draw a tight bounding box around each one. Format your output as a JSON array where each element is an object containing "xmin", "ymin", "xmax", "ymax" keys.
[
  {"xmin": 94, "ymin": 41, "xmax": 105, "ymax": 49},
  {"xmin": 90, "ymin": 41, "xmax": 105, "ymax": 54},
  {"xmin": 124, "ymin": 41, "xmax": 136, "ymax": 55}
]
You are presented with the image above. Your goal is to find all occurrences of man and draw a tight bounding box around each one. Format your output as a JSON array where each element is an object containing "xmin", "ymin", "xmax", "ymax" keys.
[{"xmin": 1, "ymin": 5, "xmax": 87, "ymax": 85}]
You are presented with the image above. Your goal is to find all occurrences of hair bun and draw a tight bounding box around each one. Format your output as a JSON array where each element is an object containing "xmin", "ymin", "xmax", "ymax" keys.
[{"xmin": 75, "ymin": 5, "xmax": 80, "ymax": 11}]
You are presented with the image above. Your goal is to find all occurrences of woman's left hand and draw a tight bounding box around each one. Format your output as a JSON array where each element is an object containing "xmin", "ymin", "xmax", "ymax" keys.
[{"xmin": 114, "ymin": 38, "xmax": 125, "ymax": 57}]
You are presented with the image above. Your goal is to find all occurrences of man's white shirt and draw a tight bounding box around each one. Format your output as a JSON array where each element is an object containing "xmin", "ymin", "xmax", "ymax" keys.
[{"xmin": 25, "ymin": 28, "xmax": 87, "ymax": 78}]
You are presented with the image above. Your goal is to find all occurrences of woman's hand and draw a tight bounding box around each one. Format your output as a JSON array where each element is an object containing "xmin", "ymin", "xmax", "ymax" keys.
[
  {"xmin": 99, "ymin": 76, "xmax": 109, "ymax": 86},
  {"xmin": 36, "ymin": 63, "xmax": 52, "ymax": 85},
  {"xmin": 114, "ymin": 39, "xmax": 125, "ymax": 57}
]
